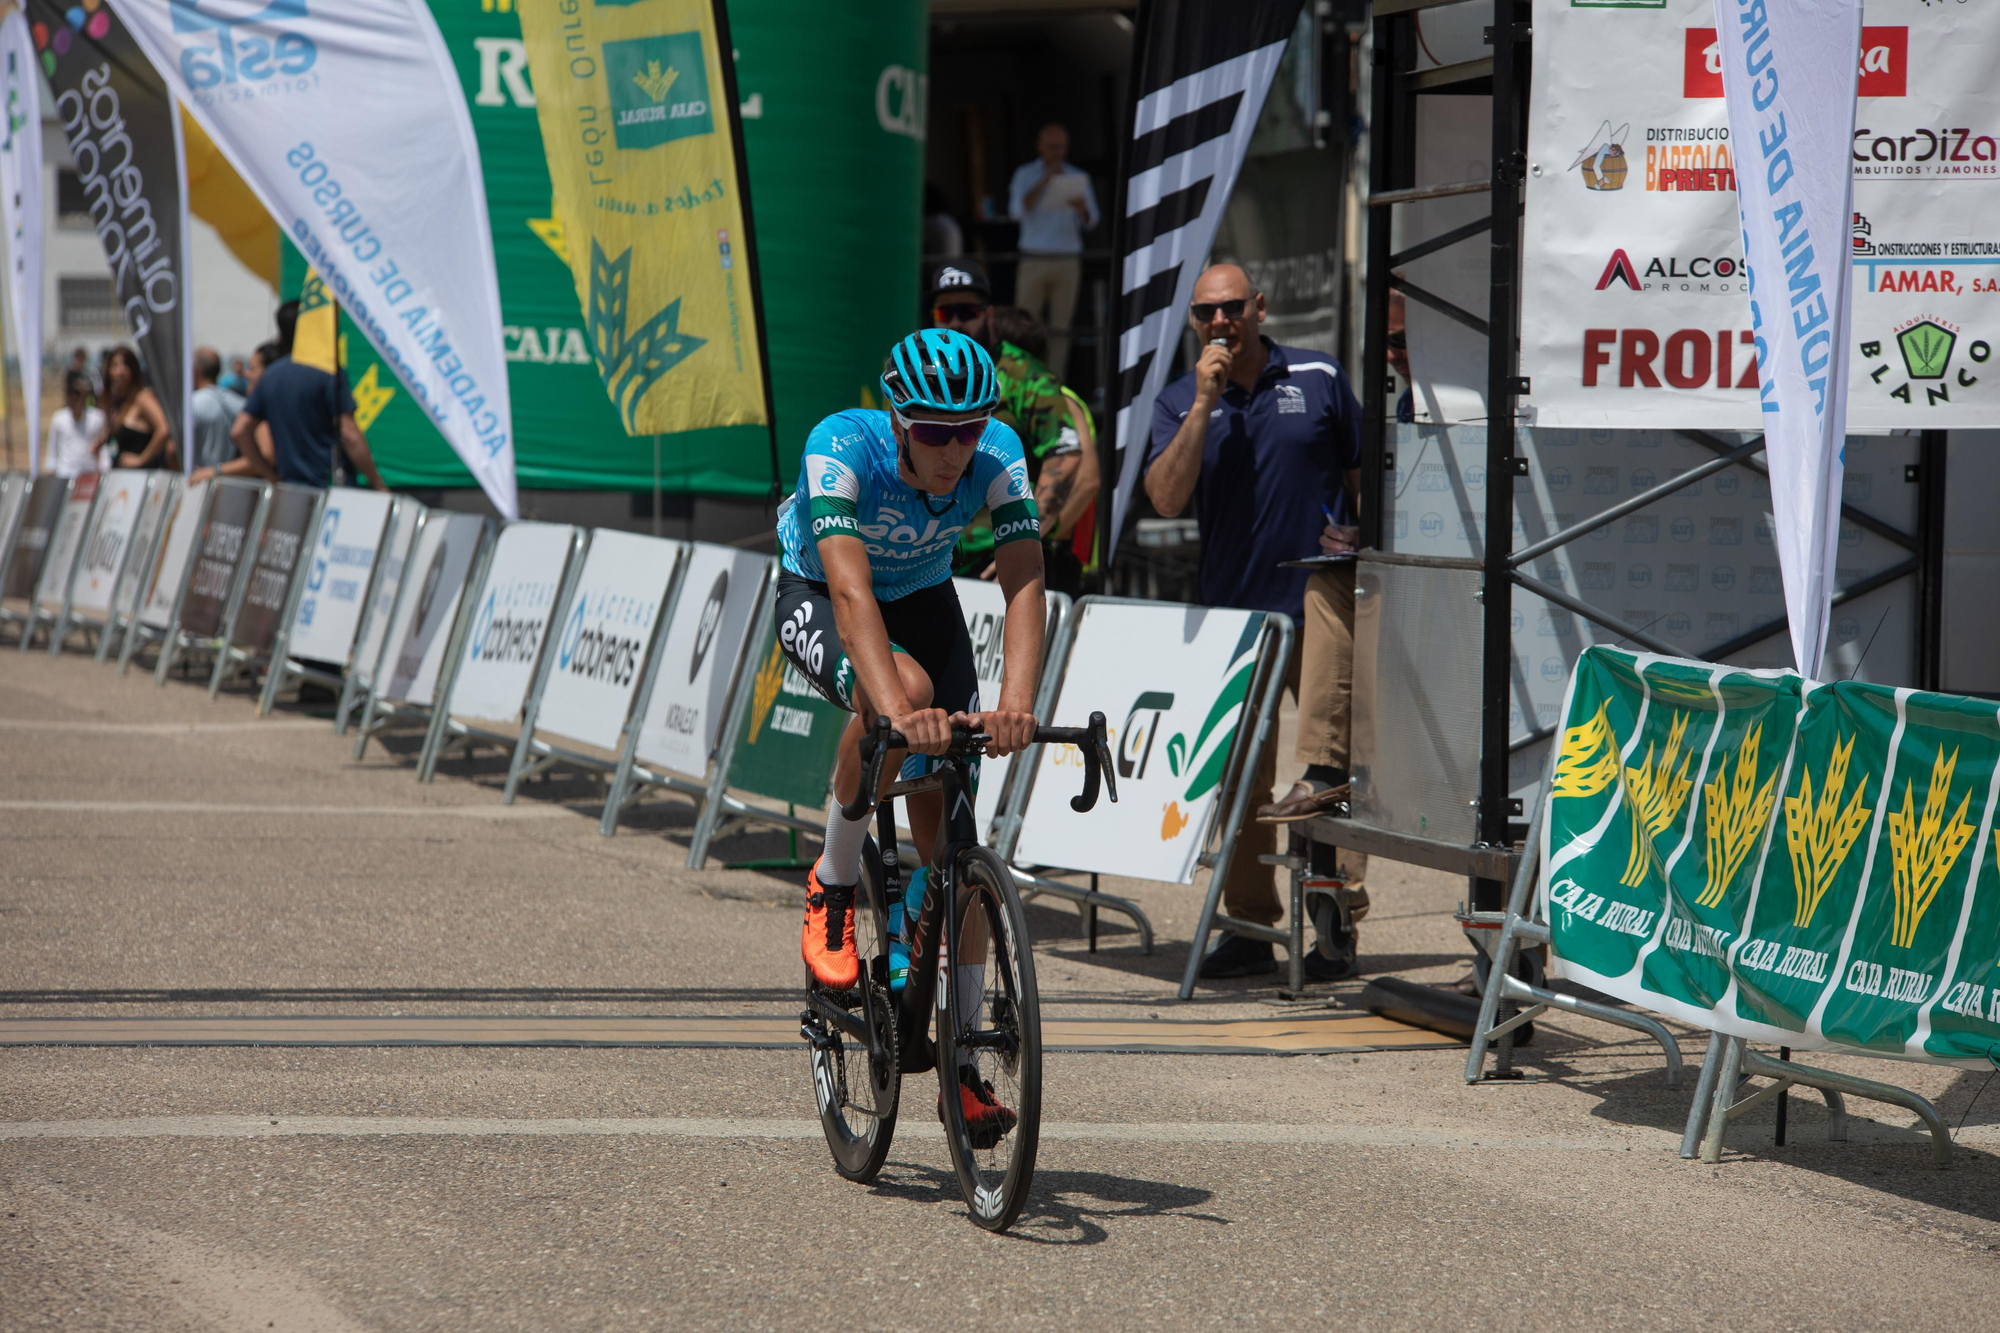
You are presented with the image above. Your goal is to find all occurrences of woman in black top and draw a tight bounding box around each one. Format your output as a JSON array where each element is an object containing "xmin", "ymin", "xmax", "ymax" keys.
[{"xmin": 96, "ymin": 346, "xmax": 174, "ymax": 469}]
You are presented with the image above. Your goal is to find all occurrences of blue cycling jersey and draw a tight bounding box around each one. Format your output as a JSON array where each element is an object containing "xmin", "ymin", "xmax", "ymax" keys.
[{"xmin": 777, "ymin": 408, "xmax": 1039, "ymax": 601}]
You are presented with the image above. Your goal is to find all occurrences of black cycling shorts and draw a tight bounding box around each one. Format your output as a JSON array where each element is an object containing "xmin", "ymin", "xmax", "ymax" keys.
[{"xmin": 774, "ymin": 571, "xmax": 979, "ymax": 720}]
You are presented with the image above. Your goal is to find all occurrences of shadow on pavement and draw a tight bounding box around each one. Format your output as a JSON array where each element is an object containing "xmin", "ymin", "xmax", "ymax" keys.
[{"xmin": 868, "ymin": 1160, "xmax": 1230, "ymax": 1243}]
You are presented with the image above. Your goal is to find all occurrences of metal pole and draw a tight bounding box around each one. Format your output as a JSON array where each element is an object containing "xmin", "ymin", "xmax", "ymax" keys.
[
  {"xmin": 1475, "ymin": 0, "xmax": 1525, "ymax": 910},
  {"xmin": 653, "ymin": 435, "xmax": 663, "ymax": 538},
  {"xmin": 1914, "ymin": 429, "xmax": 1947, "ymax": 690}
]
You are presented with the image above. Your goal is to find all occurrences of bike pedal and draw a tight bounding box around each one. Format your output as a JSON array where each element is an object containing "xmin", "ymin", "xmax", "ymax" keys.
[{"xmin": 798, "ymin": 1011, "xmax": 835, "ymax": 1052}]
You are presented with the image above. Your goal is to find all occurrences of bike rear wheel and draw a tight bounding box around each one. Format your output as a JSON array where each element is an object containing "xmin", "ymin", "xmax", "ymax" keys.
[
  {"xmin": 937, "ymin": 847, "xmax": 1042, "ymax": 1231},
  {"xmin": 808, "ymin": 837, "xmax": 900, "ymax": 1182}
]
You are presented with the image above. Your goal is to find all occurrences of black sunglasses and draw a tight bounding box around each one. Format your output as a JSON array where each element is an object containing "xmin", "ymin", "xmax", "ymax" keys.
[{"xmin": 1190, "ymin": 297, "xmax": 1251, "ymax": 322}]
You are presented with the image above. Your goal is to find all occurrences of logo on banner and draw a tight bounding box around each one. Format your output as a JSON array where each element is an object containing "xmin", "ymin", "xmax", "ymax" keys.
[
  {"xmin": 587, "ymin": 240, "xmax": 705, "ymax": 433},
  {"xmin": 603, "ymin": 32, "xmax": 712, "ymax": 149},
  {"xmin": 688, "ymin": 568, "xmax": 727, "ymax": 682},
  {"xmin": 1570, "ymin": 121, "xmax": 1629, "ymax": 191},
  {"xmin": 1593, "ymin": 250, "xmax": 1740, "ymax": 292},
  {"xmin": 1683, "ymin": 27, "xmax": 1905, "ymax": 99},
  {"xmin": 1860, "ymin": 316, "xmax": 1991, "ymax": 407},
  {"xmin": 556, "ymin": 593, "xmax": 642, "ymax": 686},
  {"xmin": 168, "ymin": 0, "xmax": 320, "ymax": 96}
]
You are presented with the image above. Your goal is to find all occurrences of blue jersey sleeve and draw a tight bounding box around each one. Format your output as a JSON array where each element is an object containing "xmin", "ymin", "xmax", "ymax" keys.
[{"xmin": 976, "ymin": 420, "xmax": 1040, "ymax": 546}]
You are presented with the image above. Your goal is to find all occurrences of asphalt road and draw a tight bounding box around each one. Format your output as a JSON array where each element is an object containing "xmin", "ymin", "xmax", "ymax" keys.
[{"xmin": 5, "ymin": 649, "xmax": 2000, "ymax": 1331}]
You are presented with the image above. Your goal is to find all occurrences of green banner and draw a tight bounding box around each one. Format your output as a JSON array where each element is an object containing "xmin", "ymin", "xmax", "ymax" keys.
[
  {"xmin": 724, "ymin": 620, "xmax": 845, "ymax": 808},
  {"xmin": 1544, "ymin": 647, "xmax": 2000, "ymax": 1068},
  {"xmin": 293, "ymin": 0, "xmax": 925, "ymax": 498}
]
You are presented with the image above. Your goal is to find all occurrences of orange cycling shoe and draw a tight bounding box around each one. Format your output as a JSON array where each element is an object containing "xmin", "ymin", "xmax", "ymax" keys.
[
  {"xmin": 939, "ymin": 1065, "xmax": 1017, "ymax": 1149},
  {"xmin": 802, "ymin": 867, "xmax": 859, "ymax": 990}
]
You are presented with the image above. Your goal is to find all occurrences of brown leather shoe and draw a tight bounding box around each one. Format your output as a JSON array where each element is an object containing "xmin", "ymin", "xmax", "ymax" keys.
[{"xmin": 1256, "ymin": 781, "xmax": 1351, "ymax": 823}]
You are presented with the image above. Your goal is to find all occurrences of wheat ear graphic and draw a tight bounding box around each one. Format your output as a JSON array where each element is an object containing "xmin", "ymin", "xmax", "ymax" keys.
[
  {"xmin": 1553, "ymin": 700, "xmax": 1620, "ymax": 799},
  {"xmin": 1620, "ymin": 712, "xmax": 1694, "ymax": 888},
  {"xmin": 1782, "ymin": 732, "xmax": 1873, "ymax": 928},
  {"xmin": 1886, "ymin": 747, "xmax": 1976, "ymax": 949},
  {"xmin": 1695, "ymin": 721, "xmax": 1778, "ymax": 908}
]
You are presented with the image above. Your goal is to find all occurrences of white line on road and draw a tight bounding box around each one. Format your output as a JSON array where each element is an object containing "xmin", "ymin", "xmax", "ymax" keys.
[
  {"xmin": 0, "ymin": 1114, "xmax": 1665, "ymax": 1151},
  {"xmin": 0, "ymin": 719, "xmax": 330, "ymax": 734},
  {"xmin": 0, "ymin": 801, "xmax": 572, "ymax": 819}
]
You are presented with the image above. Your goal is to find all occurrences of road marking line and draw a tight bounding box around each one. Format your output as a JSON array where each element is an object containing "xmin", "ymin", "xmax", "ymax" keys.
[
  {"xmin": 0, "ymin": 801, "xmax": 571, "ymax": 819},
  {"xmin": 0, "ymin": 1011, "xmax": 1457, "ymax": 1056},
  {"xmin": 0, "ymin": 719, "xmax": 330, "ymax": 734},
  {"xmin": 0, "ymin": 1114, "xmax": 1658, "ymax": 1151}
]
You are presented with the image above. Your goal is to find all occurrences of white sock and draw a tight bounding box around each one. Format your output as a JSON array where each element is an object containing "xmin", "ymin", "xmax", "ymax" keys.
[
  {"xmin": 955, "ymin": 964, "xmax": 986, "ymax": 1065},
  {"xmin": 815, "ymin": 800, "xmax": 869, "ymax": 887}
]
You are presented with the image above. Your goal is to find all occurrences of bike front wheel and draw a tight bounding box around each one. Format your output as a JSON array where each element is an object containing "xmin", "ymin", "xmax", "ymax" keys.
[
  {"xmin": 936, "ymin": 847, "xmax": 1042, "ymax": 1231},
  {"xmin": 808, "ymin": 836, "xmax": 900, "ymax": 1182}
]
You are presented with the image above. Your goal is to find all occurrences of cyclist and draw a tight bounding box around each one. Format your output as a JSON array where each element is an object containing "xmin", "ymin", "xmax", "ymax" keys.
[{"xmin": 774, "ymin": 327, "xmax": 1048, "ymax": 1142}]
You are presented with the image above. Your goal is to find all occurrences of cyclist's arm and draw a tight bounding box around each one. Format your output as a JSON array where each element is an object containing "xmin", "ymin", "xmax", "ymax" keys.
[{"xmin": 968, "ymin": 530, "xmax": 1045, "ymax": 759}]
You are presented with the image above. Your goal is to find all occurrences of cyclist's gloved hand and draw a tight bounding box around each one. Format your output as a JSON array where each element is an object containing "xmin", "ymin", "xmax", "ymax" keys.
[
  {"xmin": 958, "ymin": 710, "xmax": 1036, "ymax": 759},
  {"xmin": 894, "ymin": 707, "xmax": 954, "ymax": 755}
]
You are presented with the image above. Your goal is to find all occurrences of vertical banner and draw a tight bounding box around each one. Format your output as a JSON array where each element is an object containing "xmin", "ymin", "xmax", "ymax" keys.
[
  {"xmin": 27, "ymin": 0, "xmax": 190, "ymax": 459},
  {"xmin": 108, "ymin": 0, "xmax": 518, "ymax": 518},
  {"xmin": 1, "ymin": 13, "xmax": 43, "ymax": 477},
  {"xmin": 517, "ymin": 0, "xmax": 772, "ymax": 453},
  {"xmin": 1106, "ymin": 0, "xmax": 1302, "ymax": 558},
  {"xmin": 1716, "ymin": 0, "xmax": 1862, "ymax": 679}
]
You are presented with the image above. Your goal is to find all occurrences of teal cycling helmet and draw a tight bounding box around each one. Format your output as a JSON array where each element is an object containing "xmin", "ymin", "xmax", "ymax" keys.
[{"xmin": 881, "ymin": 328, "xmax": 999, "ymax": 416}]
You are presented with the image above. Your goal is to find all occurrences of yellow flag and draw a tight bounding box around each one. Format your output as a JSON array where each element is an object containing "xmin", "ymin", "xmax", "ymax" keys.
[
  {"xmin": 518, "ymin": 0, "xmax": 769, "ymax": 436},
  {"xmin": 292, "ymin": 270, "xmax": 339, "ymax": 375}
]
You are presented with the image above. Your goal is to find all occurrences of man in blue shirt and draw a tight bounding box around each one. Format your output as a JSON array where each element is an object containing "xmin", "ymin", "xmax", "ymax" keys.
[
  {"xmin": 231, "ymin": 302, "xmax": 383, "ymax": 490},
  {"xmin": 1007, "ymin": 123, "xmax": 1099, "ymax": 377},
  {"xmin": 1146, "ymin": 263, "xmax": 1365, "ymax": 980}
]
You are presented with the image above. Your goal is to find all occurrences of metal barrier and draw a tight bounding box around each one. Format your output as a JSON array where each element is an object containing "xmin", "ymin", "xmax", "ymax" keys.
[
  {"xmin": 20, "ymin": 473, "xmax": 102, "ymax": 652},
  {"xmin": 417, "ymin": 523, "xmax": 590, "ymax": 782},
  {"xmin": 499, "ymin": 533, "xmax": 688, "ymax": 801},
  {"xmin": 334, "ymin": 499, "xmax": 421, "ymax": 734},
  {"xmin": 55, "ymin": 473, "xmax": 166, "ymax": 659},
  {"xmin": 118, "ymin": 478, "xmax": 212, "ymax": 675},
  {"xmin": 261, "ymin": 490, "xmax": 405, "ymax": 715},
  {"xmin": 602, "ymin": 549, "xmax": 775, "ymax": 857},
  {"xmin": 210, "ymin": 485, "xmax": 328, "ymax": 699},
  {"xmin": 95, "ymin": 473, "xmax": 176, "ymax": 664},
  {"xmin": 351, "ymin": 511, "xmax": 495, "ymax": 760},
  {"xmin": 0, "ymin": 475, "xmax": 69, "ymax": 644},
  {"xmin": 152, "ymin": 479, "xmax": 271, "ymax": 686}
]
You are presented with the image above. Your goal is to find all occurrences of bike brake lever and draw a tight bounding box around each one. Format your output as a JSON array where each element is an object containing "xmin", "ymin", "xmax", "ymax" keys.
[
  {"xmin": 1093, "ymin": 710, "xmax": 1117, "ymax": 805},
  {"xmin": 1069, "ymin": 711, "xmax": 1115, "ymax": 813}
]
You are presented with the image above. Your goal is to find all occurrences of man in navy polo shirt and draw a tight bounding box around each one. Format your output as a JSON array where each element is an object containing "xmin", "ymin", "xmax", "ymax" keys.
[{"xmin": 1145, "ymin": 263, "xmax": 1363, "ymax": 980}]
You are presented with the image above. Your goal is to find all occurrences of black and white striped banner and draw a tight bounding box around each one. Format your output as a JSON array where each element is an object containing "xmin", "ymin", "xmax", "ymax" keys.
[{"xmin": 1108, "ymin": 0, "xmax": 1301, "ymax": 555}]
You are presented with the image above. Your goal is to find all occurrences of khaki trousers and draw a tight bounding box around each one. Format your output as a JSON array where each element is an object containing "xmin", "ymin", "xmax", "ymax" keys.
[
  {"xmin": 1014, "ymin": 254, "xmax": 1082, "ymax": 375},
  {"xmin": 1222, "ymin": 564, "xmax": 1356, "ymax": 926}
]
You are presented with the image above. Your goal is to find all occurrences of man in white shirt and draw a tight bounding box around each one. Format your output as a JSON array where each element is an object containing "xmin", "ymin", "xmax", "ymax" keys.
[
  {"xmin": 1007, "ymin": 123, "xmax": 1099, "ymax": 378},
  {"xmin": 43, "ymin": 372, "xmax": 105, "ymax": 478}
]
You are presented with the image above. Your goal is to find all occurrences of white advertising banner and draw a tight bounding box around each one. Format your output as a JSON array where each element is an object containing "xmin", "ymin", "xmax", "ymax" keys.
[
  {"xmin": 1015, "ymin": 600, "xmax": 1267, "ymax": 884},
  {"xmin": 1521, "ymin": 0, "xmax": 2000, "ymax": 429},
  {"xmin": 348, "ymin": 501, "xmax": 418, "ymax": 690},
  {"xmin": 0, "ymin": 14, "xmax": 42, "ymax": 478},
  {"xmin": 109, "ymin": 0, "xmax": 517, "ymax": 517},
  {"xmin": 447, "ymin": 521, "xmax": 577, "ymax": 727},
  {"xmin": 952, "ymin": 576, "xmax": 1016, "ymax": 841},
  {"xmin": 378, "ymin": 511, "xmax": 485, "ymax": 705},
  {"xmin": 634, "ymin": 544, "xmax": 768, "ymax": 781},
  {"xmin": 532, "ymin": 531, "xmax": 681, "ymax": 754},
  {"xmin": 136, "ymin": 478, "xmax": 205, "ymax": 627},
  {"xmin": 1718, "ymin": 0, "xmax": 1861, "ymax": 678},
  {"xmin": 285, "ymin": 488, "xmax": 391, "ymax": 664},
  {"xmin": 35, "ymin": 475, "xmax": 97, "ymax": 612},
  {"xmin": 70, "ymin": 473, "xmax": 151, "ymax": 616}
]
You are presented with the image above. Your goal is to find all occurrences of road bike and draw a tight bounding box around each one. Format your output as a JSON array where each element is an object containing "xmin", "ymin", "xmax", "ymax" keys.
[{"xmin": 800, "ymin": 712, "xmax": 1114, "ymax": 1232}]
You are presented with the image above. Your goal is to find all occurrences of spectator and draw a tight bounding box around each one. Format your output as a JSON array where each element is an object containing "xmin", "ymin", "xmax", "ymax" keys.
[
  {"xmin": 189, "ymin": 346, "xmax": 246, "ymax": 473},
  {"xmin": 922, "ymin": 183, "xmax": 964, "ymax": 259},
  {"xmin": 96, "ymin": 346, "xmax": 174, "ymax": 470},
  {"xmin": 1144, "ymin": 263, "xmax": 1363, "ymax": 981},
  {"xmin": 67, "ymin": 346, "xmax": 94, "ymax": 393},
  {"xmin": 930, "ymin": 261, "xmax": 1099, "ymax": 596},
  {"xmin": 988, "ymin": 305, "xmax": 1100, "ymax": 593},
  {"xmin": 233, "ymin": 308, "xmax": 384, "ymax": 491},
  {"xmin": 220, "ymin": 354, "xmax": 250, "ymax": 395},
  {"xmin": 1007, "ymin": 123, "xmax": 1098, "ymax": 377},
  {"xmin": 43, "ymin": 371, "xmax": 105, "ymax": 479},
  {"xmin": 245, "ymin": 341, "xmax": 280, "ymax": 396}
]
